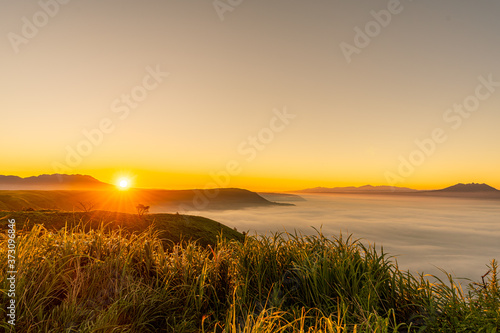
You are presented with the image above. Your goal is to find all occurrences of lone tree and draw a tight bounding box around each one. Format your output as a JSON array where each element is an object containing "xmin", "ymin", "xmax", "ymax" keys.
[
  {"xmin": 78, "ymin": 201, "xmax": 96, "ymax": 213},
  {"xmin": 136, "ymin": 204, "xmax": 150, "ymax": 217}
]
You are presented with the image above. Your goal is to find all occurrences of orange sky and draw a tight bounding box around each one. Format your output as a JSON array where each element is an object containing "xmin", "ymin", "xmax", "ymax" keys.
[{"xmin": 2, "ymin": 1, "xmax": 500, "ymax": 191}]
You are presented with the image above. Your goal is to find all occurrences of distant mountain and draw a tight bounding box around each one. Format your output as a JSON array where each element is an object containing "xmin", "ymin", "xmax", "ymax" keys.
[
  {"xmin": 295, "ymin": 185, "xmax": 419, "ymax": 193},
  {"xmin": 0, "ymin": 174, "xmax": 114, "ymax": 190},
  {"xmin": 434, "ymin": 183, "xmax": 499, "ymax": 193},
  {"xmin": 399, "ymin": 183, "xmax": 500, "ymax": 200},
  {"xmin": 294, "ymin": 183, "xmax": 500, "ymax": 200}
]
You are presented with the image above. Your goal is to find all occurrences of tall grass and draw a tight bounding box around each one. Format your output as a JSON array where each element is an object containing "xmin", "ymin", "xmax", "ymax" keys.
[{"xmin": 1, "ymin": 221, "xmax": 498, "ymax": 332}]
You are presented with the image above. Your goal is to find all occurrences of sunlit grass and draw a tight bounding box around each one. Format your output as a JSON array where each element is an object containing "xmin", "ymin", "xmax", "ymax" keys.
[{"xmin": 0, "ymin": 219, "xmax": 498, "ymax": 332}]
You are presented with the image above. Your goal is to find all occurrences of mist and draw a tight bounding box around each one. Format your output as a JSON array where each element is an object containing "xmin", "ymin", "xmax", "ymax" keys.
[{"xmin": 174, "ymin": 194, "xmax": 500, "ymax": 281}]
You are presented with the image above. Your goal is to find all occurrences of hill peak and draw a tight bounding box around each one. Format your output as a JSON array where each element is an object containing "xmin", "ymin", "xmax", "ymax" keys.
[{"xmin": 439, "ymin": 183, "xmax": 499, "ymax": 192}]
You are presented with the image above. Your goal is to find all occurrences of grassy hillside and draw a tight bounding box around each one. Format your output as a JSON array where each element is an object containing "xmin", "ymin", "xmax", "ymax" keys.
[
  {"xmin": 0, "ymin": 210, "xmax": 244, "ymax": 247},
  {"xmin": 0, "ymin": 188, "xmax": 286, "ymax": 213},
  {"xmin": 0, "ymin": 219, "xmax": 498, "ymax": 332},
  {"xmin": 0, "ymin": 191, "xmax": 65, "ymax": 211}
]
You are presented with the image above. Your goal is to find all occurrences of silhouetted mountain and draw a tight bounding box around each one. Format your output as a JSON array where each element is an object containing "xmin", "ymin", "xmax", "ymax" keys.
[
  {"xmin": 406, "ymin": 183, "xmax": 500, "ymax": 200},
  {"xmin": 294, "ymin": 183, "xmax": 500, "ymax": 200},
  {"xmin": 295, "ymin": 185, "xmax": 418, "ymax": 193},
  {"xmin": 434, "ymin": 183, "xmax": 499, "ymax": 192},
  {"xmin": 0, "ymin": 174, "xmax": 113, "ymax": 190}
]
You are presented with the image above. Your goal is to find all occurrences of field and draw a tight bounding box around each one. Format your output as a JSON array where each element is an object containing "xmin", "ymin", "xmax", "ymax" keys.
[{"xmin": 0, "ymin": 210, "xmax": 499, "ymax": 332}]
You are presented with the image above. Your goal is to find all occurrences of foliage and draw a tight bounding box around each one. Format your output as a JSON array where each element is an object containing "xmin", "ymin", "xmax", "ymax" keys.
[
  {"xmin": 136, "ymin": 204, "xmax": 150, "ymax": 217},
  {"xmin": 0, "ymin": 217, "xmax": 498, "ymax": 332}
]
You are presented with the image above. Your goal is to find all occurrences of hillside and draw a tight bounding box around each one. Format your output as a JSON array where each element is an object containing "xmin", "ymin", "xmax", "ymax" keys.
[
  {"xmin": 1, "ymin": 216, "xmax": 498, "ymax": 332},
  {"xmin": 0, "ymin": 188, "xmax": 285, "ymax": 213},
  {"xmin": 0, "ymin": 210, "xmax": 244, "ymax": 247},
  {"xmin": 257, "ymin": 192, "xmax": 306, "ymax": 202}
]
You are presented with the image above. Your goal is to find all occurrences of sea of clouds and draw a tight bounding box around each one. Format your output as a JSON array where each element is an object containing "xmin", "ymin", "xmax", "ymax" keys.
[{"xmin": 183, "ymin": 194, "xmax": 500, "ymax": 281}]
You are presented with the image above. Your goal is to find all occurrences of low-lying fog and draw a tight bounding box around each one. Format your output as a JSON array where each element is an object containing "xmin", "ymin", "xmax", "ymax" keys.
[{"xmin": 182, "ymin": 194, "xmax": 499, "ymax": 281}]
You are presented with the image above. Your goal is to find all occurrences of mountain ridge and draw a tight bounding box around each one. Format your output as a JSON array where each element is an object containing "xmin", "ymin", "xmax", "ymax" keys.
[
  {"xmin": 0, "ymin": 174, "xmax": 113, "ymax": 190},
  {"xmin": 295, "ymin": 185, "xmax": 419, "ymax": 193},
  {"xmin": 295, "ymin": 183, "xmax": 499, "ymax": 194},
  {"xmin": 294, "ymin": 183, "xmax": 500, "ymax": 200}
]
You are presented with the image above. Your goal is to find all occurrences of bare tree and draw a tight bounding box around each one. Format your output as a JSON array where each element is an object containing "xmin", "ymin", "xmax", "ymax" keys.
[
  {"xmin": 78, "ymin": 201, "xmax": 96, "ymax": 213},
  {"xmin": 136, "ymin": 204, "xmax": 150, "ymax": 217}
]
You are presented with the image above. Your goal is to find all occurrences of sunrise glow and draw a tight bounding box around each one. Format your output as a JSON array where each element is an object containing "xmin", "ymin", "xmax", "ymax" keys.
[
  {"xmin": 118, "ymin": 179, "xmax": 130, "ymax": 190},
  {"xmin": 2, "ymin": 2, "xmax": 499, "ymax": 192}
]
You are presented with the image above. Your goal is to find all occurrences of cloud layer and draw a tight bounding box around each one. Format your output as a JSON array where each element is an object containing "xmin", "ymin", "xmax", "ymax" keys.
[{"xmin": 186, "ymin": 194, "xmax": 500, "ymax": 280}]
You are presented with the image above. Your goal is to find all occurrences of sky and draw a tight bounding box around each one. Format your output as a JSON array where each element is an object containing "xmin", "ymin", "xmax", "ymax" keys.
[{"xmin": 1, "ymin": 0, "xmax": 500, "ymax": 191}]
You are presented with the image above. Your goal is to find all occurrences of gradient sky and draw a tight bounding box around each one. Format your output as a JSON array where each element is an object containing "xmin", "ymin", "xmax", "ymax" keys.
[{"xmin": 1, "ymin": 0, "xmax": 500, "ymax": 191}]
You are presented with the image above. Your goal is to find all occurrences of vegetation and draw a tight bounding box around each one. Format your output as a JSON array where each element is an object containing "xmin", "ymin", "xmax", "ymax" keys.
[
  {"xmin": 0, "ymin": 210, "xmax": 244, "ymax": 248},
  {"xmin": 136, "ymin": 204, "xmax": 150, "ymax": 217},
  {"xmin": 0, "ymin": 212, "xmax": 498, "ymax": 332}
]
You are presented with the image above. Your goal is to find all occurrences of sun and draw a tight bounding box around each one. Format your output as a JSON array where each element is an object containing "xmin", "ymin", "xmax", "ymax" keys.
[
  {"xmin": 113, "ymin": 172, "xmax": 135, "ymax": 191},
  {"xmin": 118, "ymin": 178, "xmax": 130, "ymax": 190}
]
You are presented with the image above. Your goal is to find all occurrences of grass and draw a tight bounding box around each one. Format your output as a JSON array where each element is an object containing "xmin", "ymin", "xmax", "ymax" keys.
[
  {"xmin": 0, "ymin": 212, "xmax": 498, "ymax": 332},
  {"xmin": 0, "ymin": 210, "xmax": 244, "ymax": 248}
]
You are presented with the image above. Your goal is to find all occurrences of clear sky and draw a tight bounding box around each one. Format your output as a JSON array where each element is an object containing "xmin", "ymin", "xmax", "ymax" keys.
[{"xmin": 2, "ymin": 0, "xmax": 500, "ymax": 191}]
